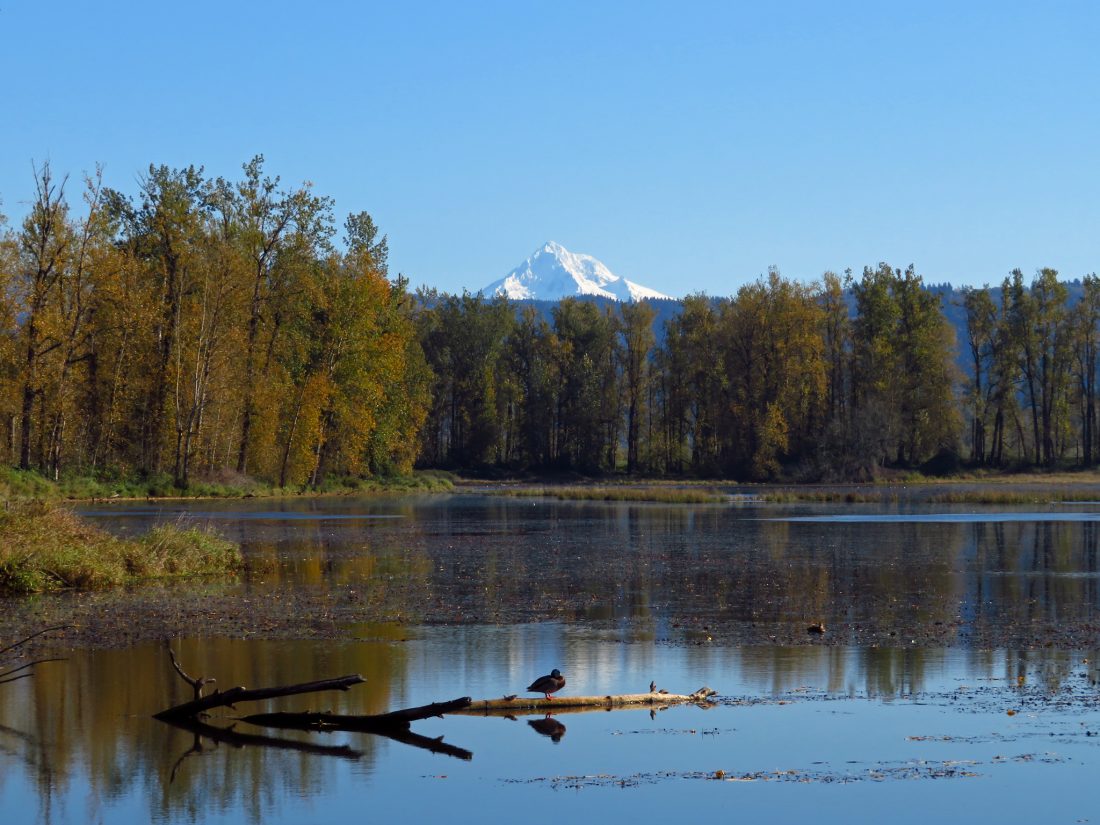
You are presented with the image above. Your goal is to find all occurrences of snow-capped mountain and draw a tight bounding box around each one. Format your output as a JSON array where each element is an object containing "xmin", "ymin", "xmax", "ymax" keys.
[{"xmin": 483, "ymin": 241, "xmax": 671, "ymax": 302}]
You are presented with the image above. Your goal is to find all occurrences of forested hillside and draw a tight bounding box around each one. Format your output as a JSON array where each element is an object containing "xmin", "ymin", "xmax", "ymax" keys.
[{"xmin": 2, "ymin": 160, "xmax": 1097, "ymax": 486}]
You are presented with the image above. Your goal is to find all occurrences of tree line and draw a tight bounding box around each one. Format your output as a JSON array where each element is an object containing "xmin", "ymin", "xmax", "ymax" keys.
[
  {"xmin": 0, "ymin": 159, "xmax": 428, "ymax": 488},
  {"xmin": 3, "ymin": 159, "xmax": 1098, "ymax": 485},
  {"xmin": 415, "ymin": 265, "xmax": 963, "ymax": 479}
]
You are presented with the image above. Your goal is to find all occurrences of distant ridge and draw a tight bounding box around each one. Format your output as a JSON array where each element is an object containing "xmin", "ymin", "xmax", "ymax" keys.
[{"xmin": 483, "ymin": 241, "xmax": 671, "ymax": 302}]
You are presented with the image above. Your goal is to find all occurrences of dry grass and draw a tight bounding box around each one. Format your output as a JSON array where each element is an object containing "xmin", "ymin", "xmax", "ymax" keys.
[
  {"xmin": 0, "ymin": 502, "xmax": 242, "ymax": 594},
  {"xmin": 499, "ymin": 485, "xmax": 726, "ymax": 504}
]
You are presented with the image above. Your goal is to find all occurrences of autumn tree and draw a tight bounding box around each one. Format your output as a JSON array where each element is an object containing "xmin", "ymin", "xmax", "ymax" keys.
[
  {"xmin": 232, "ymin": 155, "xmax": 334, "ymax": 475},
  {"xmin": 721, "ymin": 270, "xmax": 826, "ymax": 478}
]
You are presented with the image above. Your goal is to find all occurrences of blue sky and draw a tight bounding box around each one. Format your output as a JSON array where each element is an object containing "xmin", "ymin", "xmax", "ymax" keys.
[{"xmin": 2, "ymin": 1, "xmax": 1098, "ymax": 296}]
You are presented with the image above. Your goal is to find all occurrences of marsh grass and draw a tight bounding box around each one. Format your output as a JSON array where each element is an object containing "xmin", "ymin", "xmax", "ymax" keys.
[
  {"xmin": 500, "ymin": 485, "xmax": 725, "ymax": 504},
  {"xmin": 762, "ymin": 490, "xmax": 896, "ymax": 503},
  {"xmin": 0, "ymin": 502, "xmax": 242, "ymax": 594},
  {"xmin": 0, "ymin": 467, "xmax": 453, "ymax": 502},
  {"xmin": 926, "ymin": 490, "xmax": 1100, "ymax": 504},
  {"xmin": 763, "ymin": 488, "xmax": 1100, "ymax": 505}
]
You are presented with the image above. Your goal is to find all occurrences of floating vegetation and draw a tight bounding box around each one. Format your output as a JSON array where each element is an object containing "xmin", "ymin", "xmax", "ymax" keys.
[
  {"xmin": 505, "ymin": 759, "xmax": 987, "ymax": 789},
  {"xmin": 0, "ymin": 467, "xmax": 454, "ymax": 502}
]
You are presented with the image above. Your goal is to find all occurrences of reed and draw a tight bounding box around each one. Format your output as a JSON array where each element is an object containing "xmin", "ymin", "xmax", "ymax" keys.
[{"xmin": 0, "ymin": 501, "xmax": 242, "ymax": 594}]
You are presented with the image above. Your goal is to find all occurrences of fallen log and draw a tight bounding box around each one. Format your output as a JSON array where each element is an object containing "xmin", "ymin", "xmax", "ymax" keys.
[
  {"xmin": 455, "ymin": 686, "xmax": 717, "ymax": 715},
  {"xmin": 155, "ymin": 674, "xmax": 367, "ymax": 720},
  {"xmin": 239, "ymin": 697, "xmax": 473, "ymax": 732},
  {"xmin": 154, "ymin": 649, "xmax": 473, "ymax": 758}
]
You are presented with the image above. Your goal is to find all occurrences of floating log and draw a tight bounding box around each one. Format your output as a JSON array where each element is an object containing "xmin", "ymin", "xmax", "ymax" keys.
[
  {"xmin": 155, "ymin": 674, "xmax": 367, "ymax": 720},
  {"xmin": 455, "ymin": 686, "xmax": 717, "ymax": 715}
]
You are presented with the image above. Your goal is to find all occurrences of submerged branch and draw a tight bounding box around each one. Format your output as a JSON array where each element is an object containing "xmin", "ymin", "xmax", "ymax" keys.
[{"xmin": 0, "ymin": 624, "xmax": 74, "ymax": 658}]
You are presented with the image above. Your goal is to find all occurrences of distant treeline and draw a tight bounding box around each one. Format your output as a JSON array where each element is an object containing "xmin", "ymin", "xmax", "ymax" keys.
[
  {"xmin": 2, "ymin": 160, "xmax": 1098, "ymax": 486},
  {"xmin": 415, "ymin": 267, "xmax": 958, "ymax": 479}
]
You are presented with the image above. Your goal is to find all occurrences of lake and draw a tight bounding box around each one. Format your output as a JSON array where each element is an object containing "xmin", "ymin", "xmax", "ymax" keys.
[{"xmin": 2, "ymin": 493, "xmax": 1100, "ymax": 824}]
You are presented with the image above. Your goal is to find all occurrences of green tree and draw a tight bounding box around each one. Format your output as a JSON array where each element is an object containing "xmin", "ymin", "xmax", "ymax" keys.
[
  {"xmin": 619, "ymin": 300, "xmax": 656, "ymax": 474},
  {"xmin": 1009, "ymin": 268, "xmax": 1069, "ymax": 465},
  {"xmin": 552, "ymin": 299, "xmax": 621, "ymax": 471}
]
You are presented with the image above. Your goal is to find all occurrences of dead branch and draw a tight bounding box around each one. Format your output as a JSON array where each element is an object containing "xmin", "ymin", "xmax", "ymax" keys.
[
  {"xmin": 0, "ymin": 624, "xmax": 73, "ymax": 658},
  {"xmin": 154, "ymin": 674, "xmax": 367, "ymax": 720},
  {"xmin": 455, "ymin": 686, "xmax": 717, "ymax": 715},
  {"xmin": 165, "ymin": 643, "xmax": 215, "ymax": 701},
  {"xmin": 0, "ymin": 657, "xmax": 66, "ymax": 686}
]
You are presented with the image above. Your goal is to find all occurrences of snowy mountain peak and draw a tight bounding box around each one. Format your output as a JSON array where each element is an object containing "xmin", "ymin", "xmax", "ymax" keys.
[{"xmin": 483, "ymin": 242, "xmax": 671, "ymax": 302}]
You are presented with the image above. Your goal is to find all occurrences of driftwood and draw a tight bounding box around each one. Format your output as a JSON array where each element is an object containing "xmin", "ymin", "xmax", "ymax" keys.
[
  {"xmin": 155, "ymin": 674, "xmax": 368, "ymax": 720},
  {"xmin": 456, "ymin": 686, "xmax": 717, "ymax": 715},
  {"xmin": 155, "ymin": 647, "xmax": 473, "ymax": 759}
]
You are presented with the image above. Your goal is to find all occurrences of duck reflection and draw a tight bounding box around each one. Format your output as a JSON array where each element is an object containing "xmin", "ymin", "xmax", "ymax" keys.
[{"xmin": 527, "ymin": 715, "xmax": 566, "ymax": 743}]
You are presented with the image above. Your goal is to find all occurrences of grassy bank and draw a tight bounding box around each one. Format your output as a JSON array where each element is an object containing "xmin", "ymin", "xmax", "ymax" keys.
[
  {"xmin": 499, "ymin": 485, "xmax": 726, "ymax": 504},
  {"xmin": 762, "ymin": 486, "xmax": 1100, "ymax": 505},
  {"xmin": 0, "ymin": 467, "xmax": 454, "ymax": 502},
  {"xmin": 0, "ymin": 502, "xmax": 242, "ymax": 594}
]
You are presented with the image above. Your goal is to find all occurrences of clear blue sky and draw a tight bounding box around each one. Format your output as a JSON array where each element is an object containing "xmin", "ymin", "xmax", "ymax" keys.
[{"xmin": 2, "ymin": 1, "xmax": 1098, "ymax": 296}]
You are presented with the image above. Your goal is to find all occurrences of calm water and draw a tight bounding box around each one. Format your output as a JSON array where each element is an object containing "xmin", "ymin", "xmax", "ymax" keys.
[{"xmin": 4, "ymin": 495, "xmax": 1100, "ymax": 824}]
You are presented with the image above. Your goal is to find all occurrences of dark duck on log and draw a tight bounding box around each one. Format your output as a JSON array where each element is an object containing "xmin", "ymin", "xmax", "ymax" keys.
[{"xmin": 527, "ymin": 669, "xmax": 565, "ymax": 700}]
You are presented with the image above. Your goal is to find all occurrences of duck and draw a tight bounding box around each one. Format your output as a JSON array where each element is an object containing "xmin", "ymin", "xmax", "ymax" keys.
[{"xmin": 527, "ymin": 668, "xmax": 566, "ymax": 700}]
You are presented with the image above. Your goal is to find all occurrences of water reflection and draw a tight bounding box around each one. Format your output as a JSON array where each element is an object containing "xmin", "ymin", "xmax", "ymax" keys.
[
  {"xmin": 66, "ymin": 497, "xmax": 1100, "ymax": 648},
  {"xmin": 3, "ymin": 628, "xmax": 1100, "ymax": 825},
  {"xmin": 527, "ymin": 716, "xmax": 566, "ymax": 743},
  {"xmin": 3, "ymin": 496, "xmax": 1098, "ymax": 821}
]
